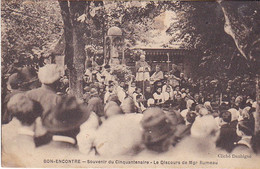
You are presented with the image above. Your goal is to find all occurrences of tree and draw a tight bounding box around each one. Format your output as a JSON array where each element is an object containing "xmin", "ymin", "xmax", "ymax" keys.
[
  {"xmin": 1, "ymin": 0, "xmax": 63, "ymax": 68},
  {"xmin": 58, "ymin": 0, "xmax": 88, "ymax": 99},
  {"xmin": 218, "ymin": 0, "xmax": 260, "ymax": 134}
]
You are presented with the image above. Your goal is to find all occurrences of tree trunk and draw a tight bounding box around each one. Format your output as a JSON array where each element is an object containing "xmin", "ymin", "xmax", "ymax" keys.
[{"xmin": 59, "ymin": 0, "xmax": 87, "ymax": 99}]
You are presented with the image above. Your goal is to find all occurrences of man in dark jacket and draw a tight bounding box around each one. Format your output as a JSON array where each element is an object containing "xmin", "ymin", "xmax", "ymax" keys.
[{"xmin": 216, "ymin": 110, "xmax": 240, "ymax": 152}]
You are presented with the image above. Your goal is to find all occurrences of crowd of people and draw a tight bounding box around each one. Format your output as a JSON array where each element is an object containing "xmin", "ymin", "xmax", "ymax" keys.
[{"xmin": 1, "ymin": 56, "xmax": 260, "ymax": 166}]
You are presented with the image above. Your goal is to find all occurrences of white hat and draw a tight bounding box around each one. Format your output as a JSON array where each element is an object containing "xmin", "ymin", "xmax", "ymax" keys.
[
  {"xmin": 191, "ymin": 115, "xmax": 219, "ymax": 138},
  {"xmin": 147, "ymin": 98, "xmax": 155, "ymax": 107},
  {"xmin": 186, "ymin": 99, "xmax": 194, "ymax": 109},
  {"xmin": 228, "ymin": 108, "xmax": 239, "ymax": 122},
  {"xmin": 120, "ymin": 98, "xmax": 136, "ymax": 114},
  {"xmin": 94, "ymin": 114, "xmax": 143, "ymax": 157},
  {"xmin": 38, "ymin": 64, "xmax": 62, "ymax": 84}
]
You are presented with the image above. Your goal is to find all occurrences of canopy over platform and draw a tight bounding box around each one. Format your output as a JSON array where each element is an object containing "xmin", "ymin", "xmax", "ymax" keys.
[{"xmin": 129, "ymin": 47, "xmax": 202, "ymax": 78}]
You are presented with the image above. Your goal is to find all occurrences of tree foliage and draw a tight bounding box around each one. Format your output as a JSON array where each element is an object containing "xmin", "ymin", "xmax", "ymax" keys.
[
  {"xmin": 1, "ymin": 0, "xmax": 63, "ymax": 68},
  {"xmin": 2, "ymin": 0, "xmax": 258, "ymax": 77}
]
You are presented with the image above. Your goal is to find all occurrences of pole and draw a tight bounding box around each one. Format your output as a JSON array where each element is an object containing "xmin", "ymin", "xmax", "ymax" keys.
[
  {"xmin": 142, "ymin": 68, "xmax": 145, "ymax": 96},
  {"xmin": 255, "ymin": 74, "xmax": 260, "ymax": 134}
]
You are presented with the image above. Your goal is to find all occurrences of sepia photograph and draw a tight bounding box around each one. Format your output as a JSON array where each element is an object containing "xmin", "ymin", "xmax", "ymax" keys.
[{"xmin": 1, "ymin": 0, "xmax": 260, "ymax": 168}]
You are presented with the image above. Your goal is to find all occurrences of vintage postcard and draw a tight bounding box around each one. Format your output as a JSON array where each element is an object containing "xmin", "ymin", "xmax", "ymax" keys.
[{"xmin": 1, "ymin": 0, "xmax": 260, "ymax": 168}]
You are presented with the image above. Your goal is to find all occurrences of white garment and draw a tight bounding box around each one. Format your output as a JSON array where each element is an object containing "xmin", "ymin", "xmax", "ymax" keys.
[
  {"xmin": 180, "ymin": 109, "xmax": 189, "ymax": 119},
  {"xmin": 94, "ymin": 114, "xmax": 143, "ymax": 157},
  {"xmin": 150, "ymin": 71, "xmax": 164, "ymax": 84},
  {"xmin": 162, "ymin": 85, "xmax": 174, "ymax": 98},
  {"xmin": 102, "ymin": 70, "xmax": 114, "ymax": 84},
  {"xmin": 128, "ymin": 86, "xmax": 136, "ymax": 98},
  {"xmin": 133, "ymin": 92, "xmax": 145, "ymax": 110},
  {"xmin": 153, "ymin": 92, "xmax": 164, "ymax": 104},
  {"xmin": 104, "ymin": 91, "xmax": 114, "ymax": 104},
  {"xmin": 136, "ymin": 67, "xmax": 150, "ymax": 82},
  {"xmin": 162, "ymin": 92, "xmax": 170, "ymax": 102},
  {"xmin": 77, "ymin": 112, "xmax": 99, "ymax": 155},
  {"xmin": 116, "ymin": 86, "xmax": 126, "ymax": 103}
]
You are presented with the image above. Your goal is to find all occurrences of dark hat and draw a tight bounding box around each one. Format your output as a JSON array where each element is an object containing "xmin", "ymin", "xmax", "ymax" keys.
[
  {"xmin": 141, "ymin": 107, "xmax": 177, "ymax": 144},
  {"xmin": 7, "ymin": 73, "xmax": 24, "ymax": 89},
  {"xmin": 87, "ymin": 97, "xmax": 104, "ymax": 117},
  {"xmin": 43, "ymin": 96, "xmax": 90, "ymax": 132},
  {"xmin": 20, "ymin": 67, "xmax": 38, "ymax": 81},
  {"xmin": 238, "ymin": 119, "xmax": 254, "ymax": 136},
  {"xmin": 104, "ymin": 64, "xmax": 110, "ymax": 69},
  {"xmin": 186, "ymin": 111, "xmax": 197, "ymax": 124},
  {"xmin": 7, "ymin": 93, "xmax": 42, "ymax": 125}
]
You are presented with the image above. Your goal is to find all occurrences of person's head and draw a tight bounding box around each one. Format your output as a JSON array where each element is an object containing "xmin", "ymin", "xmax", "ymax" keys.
[
  {"xmin": 156, "ymin": 87, "xmax": 162, "ymax": 93},
  {"xmin": 131, "ymin": 82, "xmax": 136, "ymax": 88},
  {"xmin": 175, "ymin": 86, "xmax": 180, "ymax": 92},
  {"xmin": 121, "ymin": 98, "xmax": 136, "ymax": 114},
  {"xmin": 186, "ymin": 111, "xmax": 197, "ymax": 124},
  {"xmin": 108, "ymin": 94, "xmax": 120, "ymax": 105},
  {"xmin": 136, "ymin": 87, "xmax": 142, "ymax": 94},
  {"xmin": 195, "ymin": 104, "xmax": 205, "ymax": 114},
  {"xmin": 210, "ymin": 93, "xmax": 214, "ymax": 99},
  {"xmin": 140, "ymin": 54, "xmax": 146, "ymax": 61},
  {"xmin": 204, "ymin": 101, "xmax": 213, "ymax": 111},
  {"xmin": 236, "ymin": 119, "xmax": 254, "ymax": 137},
  {"xmin": 108, "ymin": 80, "xmax": 114, "ymax": 85},
  {"xmin": 87, "ymin": 97, "xmax": 104, "ymax": 118},
  {"xmin": 156, "ymin": 81, "xmax": 163, "ymax": 87},
  {"xmin": 235, "ymin": 96, "xmax": 243, "ymax": 106},
  {"xmin": 166, "ymin": 86, "xmax": 171, "ymax": 93},
  {"xmin": 186, "ymin": 99, "xmax": 195, "ymax": 109},
  {"xmin": 199, "ymin": 108, "xmax": 209, "ymax": 116},
  {"xmin": 94, "ymin": 113, "xmax": 143, "ymax": 157},
  {"xmin": 95, "ymin": 65, "xmax": 101, "ymax": 71},
  {"xmin": 7, "ymin": 93, "xmax": 43, "ymax": 126},
  {"xmin": 105, "ymin": 105, "xmax": 123, "ymax": 119},
  {"xmin": 221, "ymin": 111, "xmax": 232, "ymax": 123},
  {"xmin": 90, "ymin": 87, "xmax": 99, "ymax": 97},
  {"xmin": 175, "ymin": 94, "xmax": 182, "ymax": 102},
  {"xmin": 194, "ymin": 93, "xmax": 200, "ymax": 101},
  {"xmin": 155, "ymin": 65, "xmax": 160, "ymax": 72},
  {"xmin": 145, "ymin": 86, "xmax": 151, "ymax": 93},
  {"xmin": 104, "ymin": 64, "xmax": 111, "ymax": 72},
  {"xmin": 180, "ymin": 73, "xmax": 184, "ymax": 78},
  {"xmin": 226, "ymin": 88, "xmax": 231, "ymax": 93},
  {"xmin": 185, "ymin": 88, "xmax": 190, "ymax": 93},
  {"xmin": 38, "ymin": 64, "xmax": 63, "ymax": 89},
  {"xmin": 108, "ymin": 84, "xmax": 114, "ymax": 92},
  {"xmin": 141, "ymin": 107, "xmax": 177, "ymax": 153},
  {"xmin": 6, "ymin": 72, "xmax": 24, "ymax": 91},
  {"xmin": 191, "ymin": 115, "xmax": 220, "ymax": 142},
  {"xmin": 119, "ymin": 81, "xmax": 125, "ymax": 88},
  {"xmin": 43, "ymin": 95, "xmax": 90, "ymax": 137},
  {"xmin": 171, "ymin": 64, "xmax": 177, "ymax": 72}
]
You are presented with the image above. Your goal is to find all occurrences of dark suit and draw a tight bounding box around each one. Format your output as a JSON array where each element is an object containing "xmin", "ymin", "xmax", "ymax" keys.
[
  {"xmin": 26, "ymin": 85, "xmax": 61, "ymax": 116},
  {"xmin": 216, "ymin": 123, "xmax": 240, "ymax": 152}
]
